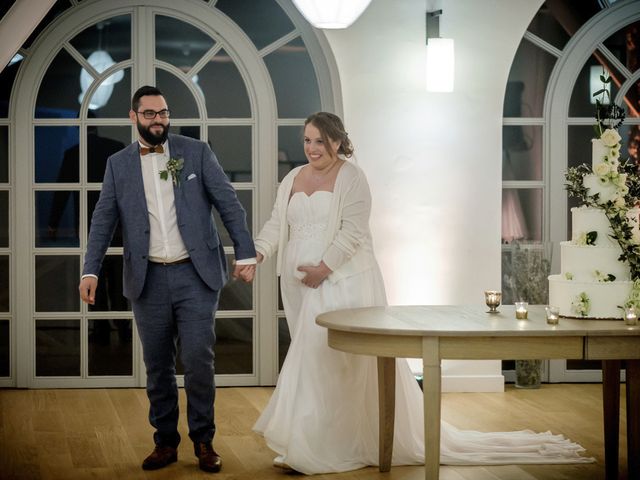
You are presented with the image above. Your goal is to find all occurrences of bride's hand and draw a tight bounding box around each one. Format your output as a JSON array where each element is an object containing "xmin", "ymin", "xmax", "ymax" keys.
[
  {"xmin": 297, "ymin": 262, "xmax": 332, "ymax": 289},
  {"xmin": 256, "ymin": 252, "xmax": 264, "ymax": 264}
]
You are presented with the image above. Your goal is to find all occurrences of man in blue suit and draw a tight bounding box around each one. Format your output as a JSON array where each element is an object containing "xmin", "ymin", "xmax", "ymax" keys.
[{"xmin": 79, "ymin": 86, "xmax": 256, "ymax": 473}]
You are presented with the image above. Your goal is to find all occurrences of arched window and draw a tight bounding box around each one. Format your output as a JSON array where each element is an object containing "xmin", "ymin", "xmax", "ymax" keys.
[
  {"xmin": 3, "ymin": 0, "xmax": 340, "ymax": 388},
  {"xmin": 502, "ymin": 0, "xmax": 640, "ymax": 382}
]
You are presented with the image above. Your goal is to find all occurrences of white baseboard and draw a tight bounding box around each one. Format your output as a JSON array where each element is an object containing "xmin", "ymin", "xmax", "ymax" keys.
[{"xmin": 442, "ymin": 374, "xmax": 505, "ymax": 393}]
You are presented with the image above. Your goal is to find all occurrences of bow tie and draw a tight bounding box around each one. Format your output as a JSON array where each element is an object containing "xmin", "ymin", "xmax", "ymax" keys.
[{"xmin": 140, "ymin": 145, "xmax": 164, "ymax": 155}]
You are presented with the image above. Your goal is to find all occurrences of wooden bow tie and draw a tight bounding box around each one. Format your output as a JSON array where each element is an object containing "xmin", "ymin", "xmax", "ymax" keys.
[{"xmin": 140, "ymin": 145, "xmax": 164, "ymax": 155}]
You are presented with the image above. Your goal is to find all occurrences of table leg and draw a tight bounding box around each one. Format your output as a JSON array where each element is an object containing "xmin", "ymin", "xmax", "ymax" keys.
[
  {"xmin": 602, "ymin": 360, "xmax": 620, "ymax": 480},
  {"xmin": 422, "ymin": 337, "xmax": 440, "ymax": 480},
  {"xmin": 377, "ymin": 357, "xmax": 396, "ymax": 472},
  {"xmin": 626, "ymin": 359, "xmax": 640, "ymax": 479}
]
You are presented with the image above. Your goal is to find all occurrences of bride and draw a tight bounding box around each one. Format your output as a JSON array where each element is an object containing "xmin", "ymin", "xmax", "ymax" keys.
[{"xmin": 252, "ymin": 112, "xmax": 593, "ymax": 474}]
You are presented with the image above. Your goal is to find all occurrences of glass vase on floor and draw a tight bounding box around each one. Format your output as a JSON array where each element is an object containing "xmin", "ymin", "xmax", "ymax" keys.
[{"xmin": 515, "ymin": 359, "xmax": 542, "ymax": 388}]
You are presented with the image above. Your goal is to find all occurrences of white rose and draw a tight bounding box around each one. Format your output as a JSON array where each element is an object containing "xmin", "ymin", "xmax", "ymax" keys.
[
  {"xmin": 594, "ymin": 162, "xmax": 611, "ymax": 176},
  {"xmin": 615, "ymin": 173, "xmax": 628, "ymax": 187},
  {"xmin": 614, "ymin": 196, "xmax": 626, "ymax": 208},
  {"xmin": 618, "ymin": 184, "xmax": 629, "ymax": 196},
  {"xmin": 601, "ymin": 128, "xmax": 622, "ymax": 147}
]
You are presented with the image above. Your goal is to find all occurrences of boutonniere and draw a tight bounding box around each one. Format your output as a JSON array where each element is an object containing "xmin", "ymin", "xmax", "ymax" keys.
[{"xmin": 160, "ymin": 157, "xmax": 184, "ymax": 186}]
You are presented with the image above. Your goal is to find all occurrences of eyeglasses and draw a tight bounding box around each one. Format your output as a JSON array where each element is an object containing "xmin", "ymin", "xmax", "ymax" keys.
[{"xmin": 136, "ymin": 109, "xmax": 170, "ymax": 119}]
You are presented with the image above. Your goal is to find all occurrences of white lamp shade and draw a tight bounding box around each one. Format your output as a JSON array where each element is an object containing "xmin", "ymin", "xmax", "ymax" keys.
[
  {"xmin": 426, "ymin": 38, "xmax": 455, "ymax": 92},
  {"xmin": 78, "ymin": 50, "xmax": 124, "ymax": 110},
  {"xmin": 292, "ymin": 0, "xmax": 372, "ymax": 28}
]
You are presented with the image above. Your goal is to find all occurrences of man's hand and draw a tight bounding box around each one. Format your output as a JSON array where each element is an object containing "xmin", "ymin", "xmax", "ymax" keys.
[
  {"xmin": 297, "ymin": 262, "xmax": 332, "ymax": 289},
  {"xmin": 233, "ymin": 264, "xmax": 256, "ymax": 283},
  {"xmin": 79, "ymin": 276, "xmax": 98, "ymax": 305}
]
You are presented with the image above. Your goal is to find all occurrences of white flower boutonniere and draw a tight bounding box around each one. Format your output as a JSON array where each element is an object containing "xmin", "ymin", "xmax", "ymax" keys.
[{"xmin": 160, "ymin": 158, "xmax": 184, "ymax": 186}]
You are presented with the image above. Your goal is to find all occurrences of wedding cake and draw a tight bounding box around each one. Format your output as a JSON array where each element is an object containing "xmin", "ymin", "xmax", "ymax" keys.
[{"xmin": 548, "ymin": 127, "xmax": 640, "ymax": 319}]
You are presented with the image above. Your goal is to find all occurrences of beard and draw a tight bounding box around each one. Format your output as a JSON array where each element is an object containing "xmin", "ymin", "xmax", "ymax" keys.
[{"xmin": 137, "ymin": 120, "xmax": 169, "ymax": 146}]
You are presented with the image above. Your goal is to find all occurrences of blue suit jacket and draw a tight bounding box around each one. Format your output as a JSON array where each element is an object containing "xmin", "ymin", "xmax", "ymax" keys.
[{"xmin": 83, "ymin": 133, "xmax": 256, "ymax": 299}]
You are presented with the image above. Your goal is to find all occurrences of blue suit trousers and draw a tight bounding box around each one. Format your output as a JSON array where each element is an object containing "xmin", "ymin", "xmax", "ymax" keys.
[{"xmin": 132, "ymin": 261, "xmax": 220, "ymax": 448}]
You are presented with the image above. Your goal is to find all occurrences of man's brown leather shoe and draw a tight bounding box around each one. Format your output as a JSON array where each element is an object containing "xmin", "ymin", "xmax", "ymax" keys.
[
  {"xmin": 141, "ymin": 445, "xmax": 177, "ymax": 470},
  {"xmin": 194, "ymin": 442, "xmax": 222, "ymax": 473}
]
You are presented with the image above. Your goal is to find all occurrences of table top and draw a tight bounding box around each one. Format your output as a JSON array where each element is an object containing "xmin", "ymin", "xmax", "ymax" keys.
[{"xmin": 316, "ymin": 304, "xmax": 640, "ymax": 338}]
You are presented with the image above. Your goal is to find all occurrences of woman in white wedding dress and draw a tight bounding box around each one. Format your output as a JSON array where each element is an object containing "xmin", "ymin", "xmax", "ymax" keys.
[{"xmin": 252, "ymin": 112, "xmax": 593, "ymax": 474}]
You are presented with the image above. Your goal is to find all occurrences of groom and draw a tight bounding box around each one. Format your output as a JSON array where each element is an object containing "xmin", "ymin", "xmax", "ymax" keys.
[{"xmin": 79, "ymin": 85, "xmax": 256, "ymax": 473}]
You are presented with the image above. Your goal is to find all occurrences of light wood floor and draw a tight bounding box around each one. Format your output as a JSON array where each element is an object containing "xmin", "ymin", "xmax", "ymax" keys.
[{"xmin": 0, "ymin": 384, "xmax": 628, "ymax": 479}]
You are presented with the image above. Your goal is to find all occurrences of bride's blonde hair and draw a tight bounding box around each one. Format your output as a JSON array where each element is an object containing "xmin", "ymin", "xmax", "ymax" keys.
[{"xmin": 304, "ymin": 112, "xmax": 354, "ymax": 158}]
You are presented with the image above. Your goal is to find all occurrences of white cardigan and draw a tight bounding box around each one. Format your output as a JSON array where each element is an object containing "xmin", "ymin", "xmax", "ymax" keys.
[{"xmin": 254, "ymin": 161, "xmax": 377, "ymax": 283}]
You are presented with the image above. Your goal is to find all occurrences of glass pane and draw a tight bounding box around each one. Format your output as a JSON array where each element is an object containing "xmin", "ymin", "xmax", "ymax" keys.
[
  {"xmin": 35, "ymin": 126, "xmax": 80, "ymax": 183},
  {"xmin": 208, "ymin": 126, "xmax": 252, "ymax": 182},
  {"xmin": 213, "ymin": 190, "xmax": 252, "ymax": 247},
  {"xmin": 0, "ymin": 256, "xmax": 8, "ymax": 311},
  {"xmin": 264, "ymin": 37, "xmax": 321, "ymax": 118},
  {"xmin": 0, "ymin": 191, "xmax": 7, "ymax": 247},
  {"xmin": 502, "ymin": 126, "xmax": 542, "ymax": 181},
  {"xmin": 623, "ymin": 81, "xmax": 640, "ymax": 119},
  {"xmin": 629, "ymin": 125, "xmax": 640, "ymax": 165},
  {"xmin": 87, "ymin": 190, "xmax": 122, "ymax": 247},
  {"xmin": 87, "ymin": 125, "xmax": 130, "ymax": 182},
  {"xmin": 89, "ymin": 255, "xmax": 130, "ymax": 312},
  {"xmin": 35, "ymin": 256, "xmax": 80, "ymax": 312},
  {"xmin": 196, "ymin": 49, "xmax": 251, "ymax": 118},
  {"xmin": 36, "ymin": 320, "xmax": 80, "ymax": 376},
  {"xmin": 526, "ymin": 2, "xmax": 570, "ymax": 51},
  {"xmin": 214, "ymin": 317, "xmax": 253, "ymax": 374},
  {"xmin": 169, "ymin": 125, "xmax": 200, "ymax": 140},
  {"xmin": 88, "ymin": 319, "xmax": 133, "ymax": 376},
  {"xmin": 216, "ymin": 0, "xmax": 295, "ymax": 50},
  {"xmin": 278, "ymin": 125, "xmax": 306, "ymax": 181},
  {"xmin": 501, "ymin": 189, "xmax": 542, "ymax": 244},
  {"xmin": 69, "ymin": 15, "xmax": 131, "ymax": 64},
  {"xmin": 278, "ymin": 280, "xmax": 283, "ymax": 311},
  {"xmin": 155, "ymin": 15, "xmax": 215, "ymax": 70},
  {"xmin": 501, "ymin": 242, "xmax": 552, "ymax": 307},
  {"xmin": 86, "ymin": 68, "xmax": 132, "ymax": 118},
  {"xmin": 569, "ymin": 54, "xmax": 622, "ymax": 118},
  {"xmin": 0, "ymin": 320, "xmax": 8, "ymax": 376},
  {"xmin": 0, "ymin": 60, "xmax": 20, "ymax": 117},
  {"xmin": 156, "ymin": 69, "xmax": 199, "ymax": 118},
  {"xmin": 35, "ymin": 191, "xmax": 79, "ymax": 248},
  {"xmin": 36, "ymin": 49, "xmax": 82, "ymax": 118},
  {"xmin": 219, "ymin": 254, "xmax": 252, "ymax": 311},
  {"xmin": 603, "ymin": 20, "xmax": 640, "ymax": 74},
  {"xmin": 278, "ymin": 316, "xmax": 290, "ymax": 372},
  {"xmin": 536, "ymin": 1, "xmax": 602, "ymax": 47},
  {"xmin": 504, "ymin": 40, "xmax": 556, "ymax": 117},
  {"xmin": 0, "ymin": 125, "xmax": 7, "ymax": 182}
]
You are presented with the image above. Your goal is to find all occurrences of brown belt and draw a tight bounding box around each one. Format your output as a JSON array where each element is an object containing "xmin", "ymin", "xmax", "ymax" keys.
[{"xmin": 150, "ymin": 257, "xmax": 191, "ymax": 266}]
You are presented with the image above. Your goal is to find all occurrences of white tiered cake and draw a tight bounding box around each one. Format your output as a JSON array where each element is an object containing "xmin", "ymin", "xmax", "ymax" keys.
[{"xmin": 548, "ymin": 129, "xmax": 639, "ymax": 319}]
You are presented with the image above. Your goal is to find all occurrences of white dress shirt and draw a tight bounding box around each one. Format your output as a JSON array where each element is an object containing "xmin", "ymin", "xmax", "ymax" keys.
[{"xmin": 139, "ymin": 141, "xmax": 190, "ymax": 263}]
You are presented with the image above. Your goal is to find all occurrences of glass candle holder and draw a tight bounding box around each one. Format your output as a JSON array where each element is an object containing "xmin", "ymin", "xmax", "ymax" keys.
[
  {"xmin": 624, "ymin": 306, "xmax": 638, "ymax": 326},
  {"xmin": 545, "ymin": 305, "xmax": 560, "ymax": 325},
  {"xmin": 515, "ymin": 301, "xmax": 528, "ymax": 319},
  {"xmin": 484, "ymin": 290, "xmax": 501, "ymax": 313}
]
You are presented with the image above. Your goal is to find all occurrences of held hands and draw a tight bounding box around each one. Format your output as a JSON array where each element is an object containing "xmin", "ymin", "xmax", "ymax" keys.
[
  {"xmin": 232, "ymin": 263, "xmax": 256, "ymax": 283},
  {"xmin": 79, "ymin": 276, "xmax": 98, "ymax": 305},
  {"xmin": 297, "ymin": 262, "xmax": 332, "ymax": 289}
]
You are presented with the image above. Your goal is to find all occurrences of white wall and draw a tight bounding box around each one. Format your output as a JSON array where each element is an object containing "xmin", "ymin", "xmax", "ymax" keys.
[{"xmin": 323, "ymin": 0, "xmax": 544, "ymax": 391}]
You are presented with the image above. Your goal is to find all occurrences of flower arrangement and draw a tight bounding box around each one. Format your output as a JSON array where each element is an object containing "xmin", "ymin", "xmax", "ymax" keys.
[
  {"xmin": 572, "ymin": 292, "xmax": 591, "ymax": 317},
  {"xmin": 564, "ymin": 70, "xmax": 640, "ymax": 311},
  {"xmin": 574, "ymin": 231, "xmax": 597, "ymax": 246},
  {"xmin": 160, "ymin": 157, "xmax": 184, "ymax": 186}
]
